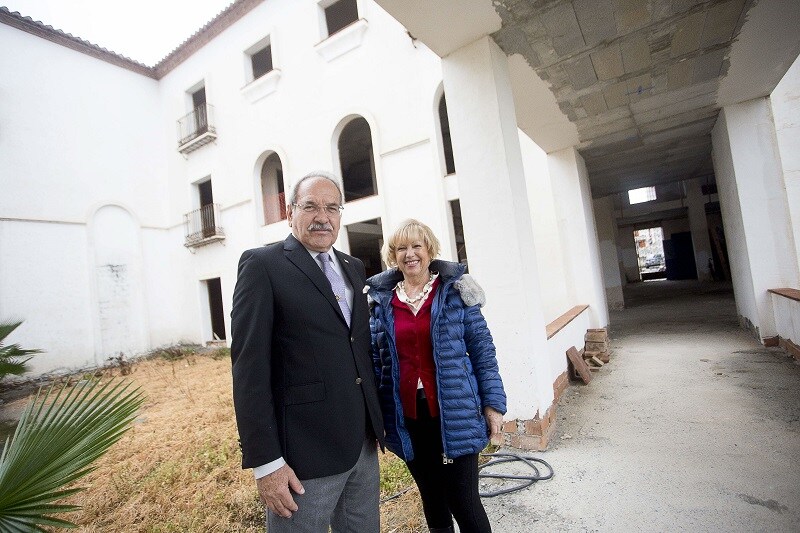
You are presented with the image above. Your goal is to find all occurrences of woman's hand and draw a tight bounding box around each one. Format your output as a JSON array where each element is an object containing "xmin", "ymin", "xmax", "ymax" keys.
[{"xmin": 484, "ymin": 406, "xmax": 504, "ymax": 445}]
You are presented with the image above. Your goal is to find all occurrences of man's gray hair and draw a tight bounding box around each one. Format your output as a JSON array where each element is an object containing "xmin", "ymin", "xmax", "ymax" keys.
[{"xmin": 288, "ymin": 170, "xmax": 344, "ymax": 207}]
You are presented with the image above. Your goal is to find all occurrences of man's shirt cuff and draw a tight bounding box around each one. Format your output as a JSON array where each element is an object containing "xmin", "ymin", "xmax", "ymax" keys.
[{"xmin": 253, "ymin": 457, "xmax": 286, "ymax": 479}]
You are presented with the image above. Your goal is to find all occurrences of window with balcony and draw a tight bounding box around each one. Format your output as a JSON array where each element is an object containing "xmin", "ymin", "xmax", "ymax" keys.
[
  {"xmin": 177, "ymin": 84, "xmax": 217, "ymax": 154},
  {"xmin": 185, "ymin": 179, "xmax": 224, "ymax": 247}
]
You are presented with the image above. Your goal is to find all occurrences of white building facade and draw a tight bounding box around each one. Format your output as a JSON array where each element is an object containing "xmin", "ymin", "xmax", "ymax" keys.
[{"xmin": 3, "ymin": 0, "xmax": 800, "ymax": 446}]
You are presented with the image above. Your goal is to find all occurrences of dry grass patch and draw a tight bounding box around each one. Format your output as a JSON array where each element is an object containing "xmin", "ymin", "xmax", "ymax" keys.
[{"xmin": 2, "ymin": 350, "xmax": 426, "ymax": 531}]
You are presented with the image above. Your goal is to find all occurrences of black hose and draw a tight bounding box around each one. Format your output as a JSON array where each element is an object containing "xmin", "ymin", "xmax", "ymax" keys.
[
  {"xmin": 478, "ymin": 452, "xmax": 554, "ymax": 497},
  {"xmin": 379, "ymin": 452, "xmax": 554, "ymax": 503}
]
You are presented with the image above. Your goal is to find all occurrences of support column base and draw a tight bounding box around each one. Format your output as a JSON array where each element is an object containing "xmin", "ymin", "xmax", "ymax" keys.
[{"xmin": 501, "ymin": 370, "xmax": 568, "ymax": 451}]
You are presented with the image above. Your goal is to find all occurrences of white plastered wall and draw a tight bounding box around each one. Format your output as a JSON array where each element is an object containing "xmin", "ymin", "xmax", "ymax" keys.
[
  {"xmin": 0, "ymin": 23, "xmax": 174, "ymax": 374},
  {"xmin": 547, "ymin": 147, "xmax": 609, "ymax": 328},
  {"xmin": 770, "ymin": 53, "xmax": 800, "ymax": 274}
]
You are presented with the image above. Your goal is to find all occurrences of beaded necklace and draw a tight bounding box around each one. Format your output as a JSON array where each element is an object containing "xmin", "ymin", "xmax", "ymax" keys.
[{"xmin": 397, "ymin": 271, "xmax": 437, "ymax": 306}]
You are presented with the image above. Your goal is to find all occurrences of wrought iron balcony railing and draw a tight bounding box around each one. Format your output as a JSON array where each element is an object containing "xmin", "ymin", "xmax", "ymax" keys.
[
  {"xmin": 184, "ymin": 203, "xmax": 225, "ymax": 247},
  {"xmin": 177, "ymin": 104, "xmax": 217, "ymax": 154}
]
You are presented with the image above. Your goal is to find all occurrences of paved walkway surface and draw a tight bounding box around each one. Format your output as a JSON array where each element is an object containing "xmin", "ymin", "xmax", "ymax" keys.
[{"xmin": 484, "ymin": 280, "xmax": 800, "ymax": 532}]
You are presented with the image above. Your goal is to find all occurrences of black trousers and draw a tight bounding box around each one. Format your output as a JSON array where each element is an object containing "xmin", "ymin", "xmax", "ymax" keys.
[{"xmin": 404, "ymin": 396, "xmax": 491, "ymax": 533}]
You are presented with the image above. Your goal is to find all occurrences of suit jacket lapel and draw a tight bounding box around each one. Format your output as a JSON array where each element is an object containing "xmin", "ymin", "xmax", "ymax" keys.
[
  {"xmin": 283, "ymin": 235, "xmax": 346, "ymax": 325},
  {"xmin": 283, "ymin": 235, "xmax": 355, "ymax": 326}
]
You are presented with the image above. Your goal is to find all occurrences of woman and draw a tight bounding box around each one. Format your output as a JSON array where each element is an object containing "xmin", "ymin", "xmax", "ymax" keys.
[{"xmin": 368, "ymin": 219, "xmax": 506, "ymax": 533}]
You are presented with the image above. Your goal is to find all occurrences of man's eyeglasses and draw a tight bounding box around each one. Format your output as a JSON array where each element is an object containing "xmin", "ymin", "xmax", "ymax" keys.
[{"xmin": 292, "ymin": 203, "xmax": 344, "ymax": 216}]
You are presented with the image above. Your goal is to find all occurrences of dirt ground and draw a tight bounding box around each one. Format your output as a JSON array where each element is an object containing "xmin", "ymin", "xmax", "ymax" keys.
[{"xmin": 0, "ymin": 351, "xmax": 424, "ymax": 532}]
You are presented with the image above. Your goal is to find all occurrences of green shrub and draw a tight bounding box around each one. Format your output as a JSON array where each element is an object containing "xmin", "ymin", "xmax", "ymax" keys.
[{"xmin": 0, "ymin": 319, "xmax": 41, "ymax": 381}]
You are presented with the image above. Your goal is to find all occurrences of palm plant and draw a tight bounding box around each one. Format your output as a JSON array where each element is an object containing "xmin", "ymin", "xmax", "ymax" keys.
[
  {"xmin": 0, "ymin": 378, "xmax": 144, "ymax": 531},
  {"xmin": 0, "ymin": 320, "xmax": 41, "ymax": 380}
]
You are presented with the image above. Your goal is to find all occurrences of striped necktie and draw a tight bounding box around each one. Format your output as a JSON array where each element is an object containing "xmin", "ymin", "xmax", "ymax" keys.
[{"xmin": 319, "ymin": 252, "xmax": 351, "ymax": 327}]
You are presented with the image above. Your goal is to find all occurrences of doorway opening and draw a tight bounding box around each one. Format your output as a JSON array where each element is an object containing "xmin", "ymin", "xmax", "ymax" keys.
[
  {"xmin": 346, "ymin": 218, "xmax": 384, "ymax": 278},
  {"xmin": 204, "ymin": 278, "xmax": 226, "ymax": 342},
  {"xmin": 634, "ymin": 227, "xmax": 666, "ymax": 281}
]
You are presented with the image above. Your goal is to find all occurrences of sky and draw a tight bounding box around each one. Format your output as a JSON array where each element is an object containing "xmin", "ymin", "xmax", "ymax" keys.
[{"xmin": 3, "ymin": 0, "xmax": 234, "ymax": 65}]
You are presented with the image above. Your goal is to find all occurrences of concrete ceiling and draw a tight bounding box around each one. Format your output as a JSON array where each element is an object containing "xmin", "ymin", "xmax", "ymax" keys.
[{"xmin": 375, "ymin": 0, "xmax": 800, "ymax": 198}]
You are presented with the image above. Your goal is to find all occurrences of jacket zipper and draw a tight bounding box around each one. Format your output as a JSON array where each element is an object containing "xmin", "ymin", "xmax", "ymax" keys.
[
  {"xmin": 431, "ymin": 279, "xmax": 453, "ymax": 463},
  {"xmin": 376, "ymin": 291, "xmax": 412, "ymax": 462}
]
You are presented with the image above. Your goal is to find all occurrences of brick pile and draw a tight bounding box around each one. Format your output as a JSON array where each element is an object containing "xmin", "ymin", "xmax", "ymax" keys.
[{"xmin": 584, "ymin": 328, "xmax": 611, "ymax": 368}]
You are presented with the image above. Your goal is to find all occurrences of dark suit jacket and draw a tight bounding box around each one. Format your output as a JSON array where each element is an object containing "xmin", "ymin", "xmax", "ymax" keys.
[{"xmin": 230, "ymin": 234, "xmax": 384, "ymax": 480}]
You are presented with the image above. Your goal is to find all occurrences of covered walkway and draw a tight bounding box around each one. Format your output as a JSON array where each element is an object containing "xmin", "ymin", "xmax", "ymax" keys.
[{"xmin": 485, "ymin": 281, "xmax": 800, "ymax": 532}]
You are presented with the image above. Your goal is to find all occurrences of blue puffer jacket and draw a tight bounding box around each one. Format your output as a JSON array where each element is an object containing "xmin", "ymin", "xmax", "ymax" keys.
[{"xmin": 367, "ymin": 259, "xmax": 507, "ymax": 462}]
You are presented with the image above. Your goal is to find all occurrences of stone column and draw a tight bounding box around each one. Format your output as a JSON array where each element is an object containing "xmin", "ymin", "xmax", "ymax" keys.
[{"xmin": 685, "ymin": 178, "xmax": 714, "ymax": 281}]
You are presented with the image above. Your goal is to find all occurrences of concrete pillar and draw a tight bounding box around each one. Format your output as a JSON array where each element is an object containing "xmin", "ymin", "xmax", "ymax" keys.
[
  {"xmin": 442, "ymin": 36, "xmax": 550, "ymax": 420},
  {"xmin": 684, "ymin": 178, "xmax": 714, "ymax": 281},
  {"xmin": 618, "ymin": 226, "xmax": 640, "ymax": 283},
  {"xmin": 594, "ymin": 196, "xmax": 625, "ymax": 310},
  {"xmin": 548, "ymin": 147, "xmax": 610, "ymax": 328},
  {"xmin": 519, "ymin": 131, "xmax": 570, "ymax": 324},
  {"xmin": 712, "ymin": 98, "xmax": 800, "ymax": 339}
]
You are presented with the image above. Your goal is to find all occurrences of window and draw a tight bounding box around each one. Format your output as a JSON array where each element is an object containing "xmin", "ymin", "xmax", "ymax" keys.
[
  {"xmin": 251, "ymin": 44, "xmax": 273, "ymax": 80},
  {"xmin": 324, "ymin": 0, "xmax": 358, "ymax": 37},
  {"xmin": 450, "ymin": 200, "xmax": 468, "ymax": 271},
  {"xmin": 628, "ymin": 186, "xmax": 656, "ymax": 204},
  {"xmin": 242, "ymin": 36, "xmax": 281, "ymax": 103},
  {"xmin": 439, "ymin": 94, "xmax": 456, "ymax": 175}
]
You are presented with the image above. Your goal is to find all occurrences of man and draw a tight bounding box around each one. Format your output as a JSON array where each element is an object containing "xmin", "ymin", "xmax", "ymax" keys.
[{"xmin": 230, "ymin": 171, "xmax": 384, "ymax": 532}]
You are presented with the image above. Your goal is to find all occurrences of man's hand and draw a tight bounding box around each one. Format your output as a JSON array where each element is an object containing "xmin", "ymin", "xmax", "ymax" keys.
[
  {"xmin": 256, "ymin": 464, "xmax": 305, "ymax": 518},
  {"xmin": 484, "ymin": 406, "xmax": 504, "ymax": 445}
]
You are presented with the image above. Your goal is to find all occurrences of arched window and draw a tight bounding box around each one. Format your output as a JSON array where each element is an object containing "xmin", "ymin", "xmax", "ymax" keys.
[
  {"xmin": 338, "ymin": 117, "xmax": 377, "ymax": 202},
  {"xmin": 261, "ymin": 153, "xmax": 286, "ymax": 225},
  {"xmin": 439, "ymin": 94, "xmax": 456, "ymax": 175}
]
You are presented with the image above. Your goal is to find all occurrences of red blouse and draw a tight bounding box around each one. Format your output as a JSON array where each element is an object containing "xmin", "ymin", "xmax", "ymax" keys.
[{"xmin": 391, "ymin": 278, "xmax": 440, "ymax": 419}]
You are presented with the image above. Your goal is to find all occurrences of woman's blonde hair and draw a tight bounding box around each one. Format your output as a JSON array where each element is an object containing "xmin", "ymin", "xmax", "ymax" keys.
[{"xmin": 382, "ymin": 219, "xmax": 441, "ymax": 268}]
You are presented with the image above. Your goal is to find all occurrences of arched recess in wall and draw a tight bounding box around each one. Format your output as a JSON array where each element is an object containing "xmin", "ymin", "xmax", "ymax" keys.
[
  {"xmin": 334, "ymin": 115, "xmax": 378, "ymax": 202},
  {"xmin": 89, "ymin": 204, "xmax": 148, "ymax": 365},
  {"xmin": 252, "ymin": 148, "xmax": 289, "ymax": 227},
  {"xmin": 259, "ymin": 151, "xmax": 286, "ymax": 225}
]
